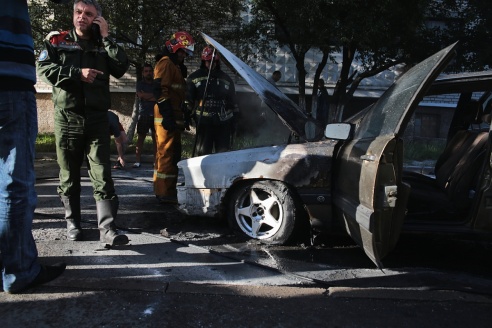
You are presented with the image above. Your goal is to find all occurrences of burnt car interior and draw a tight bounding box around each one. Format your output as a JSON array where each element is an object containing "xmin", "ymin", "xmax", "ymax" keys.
[{"xmin": 403, "ymin": 92, "xmax": 491, "ymax": 223}]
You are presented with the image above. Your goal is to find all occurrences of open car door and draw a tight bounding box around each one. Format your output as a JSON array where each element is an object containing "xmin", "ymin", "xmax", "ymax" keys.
[{"xmin": 333, "ymin": 43, "xmax": 459, "ymax": 268}]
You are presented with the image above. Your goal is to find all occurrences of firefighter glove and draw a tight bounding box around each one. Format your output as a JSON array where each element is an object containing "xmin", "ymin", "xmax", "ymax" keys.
[{"xmin": 158, "ymin": 100, "xmax": 176, "ymax": 132}]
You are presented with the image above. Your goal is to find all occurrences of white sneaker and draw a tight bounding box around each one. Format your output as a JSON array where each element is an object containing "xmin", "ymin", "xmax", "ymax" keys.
[{"xmin": 132, "ymin": 162, "xmax": 141, "ymax": 168}]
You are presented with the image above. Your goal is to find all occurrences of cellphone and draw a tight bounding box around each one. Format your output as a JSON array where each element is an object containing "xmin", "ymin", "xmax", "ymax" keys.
[{"xmin": 91, "ymin": 21, "xmax": 102, "ymax": 44}]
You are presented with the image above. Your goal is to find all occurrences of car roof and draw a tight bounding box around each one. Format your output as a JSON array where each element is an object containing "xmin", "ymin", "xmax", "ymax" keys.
[{"xmin": 428, "ymin": 70, "xmax": 492, "ymax": 95}]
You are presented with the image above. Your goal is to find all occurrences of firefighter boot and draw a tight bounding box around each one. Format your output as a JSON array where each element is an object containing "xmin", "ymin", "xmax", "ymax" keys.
[
  {"xmin": 60, "ymin": 195, "xmax": 83, "ymax": 241},
  {"xmin": 96, "ymin": 199, "xmax": 129, "ymax": 246}
]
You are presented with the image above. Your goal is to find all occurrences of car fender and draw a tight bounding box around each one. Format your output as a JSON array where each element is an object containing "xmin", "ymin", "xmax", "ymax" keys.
[{"xmin": 177, "ymin": 140, "xmax": 338, "ymax": 217}]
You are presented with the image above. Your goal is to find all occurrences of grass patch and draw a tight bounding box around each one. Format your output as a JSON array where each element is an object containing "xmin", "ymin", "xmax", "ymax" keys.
[
  {"xmin": 36, "ymin": 132, "xmax": 196, "ymax": 158},
  {"xmin": 35, "ymin": 133, "xmax": 58, "ymax": 153},
  {"xmin": 403, "ymin": 138, "xmax": 446, "ymax": 162}
]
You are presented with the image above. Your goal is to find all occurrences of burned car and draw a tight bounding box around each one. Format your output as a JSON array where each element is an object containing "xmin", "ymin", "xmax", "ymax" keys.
[{"xmin": 177, "ymin": 33, "xmax": 492, "ymax": 267}]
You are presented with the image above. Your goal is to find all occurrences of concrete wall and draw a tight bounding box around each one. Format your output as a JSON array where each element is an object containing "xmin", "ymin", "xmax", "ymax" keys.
[{"xmin": 36, "ymin": 92, "xmax": 136, "ymax": 133}]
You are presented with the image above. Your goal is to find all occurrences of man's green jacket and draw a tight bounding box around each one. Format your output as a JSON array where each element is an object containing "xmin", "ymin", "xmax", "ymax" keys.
[{"xmin": 37, "ymin": 29, "xmax": 129, "ymax": 112}]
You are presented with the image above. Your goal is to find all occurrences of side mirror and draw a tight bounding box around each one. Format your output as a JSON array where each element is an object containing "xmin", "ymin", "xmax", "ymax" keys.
[{"xmin": 324, "ymin": 123, "xmax": 353, "ymax": 140}]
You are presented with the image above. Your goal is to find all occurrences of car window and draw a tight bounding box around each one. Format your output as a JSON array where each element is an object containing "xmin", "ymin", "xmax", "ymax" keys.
[
  {"xmin": 402, "ymin": 91, "xmax": 491, "ymax": 175},
  {"xmin": 355, "ymin": 47, "xmax": 454, "ymax": 140}
]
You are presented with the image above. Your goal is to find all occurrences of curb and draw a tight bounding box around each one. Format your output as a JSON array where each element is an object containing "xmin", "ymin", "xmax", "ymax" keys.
[{"xmin": 165, "ymin": 282, "xmax": 492, "ymax": 303}]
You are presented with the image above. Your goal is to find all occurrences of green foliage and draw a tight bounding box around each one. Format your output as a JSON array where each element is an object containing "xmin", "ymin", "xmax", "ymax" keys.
[
  {"xmin": 425, "ymin": 0, "xmax": 492, "ymax": 72},
  {"xmin": 36, "ymin": 132, "xmax": 196, "ymax": 159},
  {"xmin": 231, "ymin": 0, "xmax": 492, "ymax": 118},
  {"xmin": 181, "ymin": 132, "xmax": 195, "ymax": 159},
  {"xmin": 403, "ymin": 138, "xmax": 446, "ymax": 162},
  {"xmin": 35, "ymin": 133, "xmax": 58, "ymax": 153},
  {"xmin": 230, "ymin": 0, "xmax": 431, "ymax": 114},
  {"xmin": 29, "ymin": 0, "xmax": 73, "ymax": 55}
]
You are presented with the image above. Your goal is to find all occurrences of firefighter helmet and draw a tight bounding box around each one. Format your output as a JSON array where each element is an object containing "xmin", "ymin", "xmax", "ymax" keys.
[
  {"xmin": 165, "ymin": 31, "xmax": 195, "ymax": 56},
  {"xmin": 201, "ymin": 46, "xmax": 220, "ymax": 62}
]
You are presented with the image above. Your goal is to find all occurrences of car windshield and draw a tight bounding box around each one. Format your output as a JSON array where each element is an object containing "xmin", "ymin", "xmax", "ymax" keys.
[{"xmin": 355, "ymin": 44, "xmax": 455, "ymax": 139}]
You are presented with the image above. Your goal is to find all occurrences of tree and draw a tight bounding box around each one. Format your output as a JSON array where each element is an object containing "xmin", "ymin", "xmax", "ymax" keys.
[
  {"xmin": 329, "ymin": 0, "xmax": 429, "ymax": 121},
  {"xmin": 30, "ymin": 0, "xmax": 244, "ymax": 63},
  {"xmin": 232, "ymin": 1, "xmax": 439, "ymax": 121},
  {"xmin": 425, "ymin": 0, "xmax": 492, "ymax": 72},
  {"xmin": 236, "ymin": 0, "xmax": 492, "ymax": 122},
  {"xmin": 227, "ymin": 0, "xmax": 336, "ymax": 115}
]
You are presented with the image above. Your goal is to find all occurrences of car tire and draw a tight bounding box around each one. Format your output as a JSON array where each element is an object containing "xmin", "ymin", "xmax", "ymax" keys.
[{"xmin": 227, "ymin": 180, "xmax": 301, "ymax": 245}]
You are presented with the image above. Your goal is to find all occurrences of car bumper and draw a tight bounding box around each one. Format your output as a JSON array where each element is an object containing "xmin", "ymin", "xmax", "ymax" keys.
[{"xmin": 177, "ymin": 186, "xmax": 226, "ymax": 217}]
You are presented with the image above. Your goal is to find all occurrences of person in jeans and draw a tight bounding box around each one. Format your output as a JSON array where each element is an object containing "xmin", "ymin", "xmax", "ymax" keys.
[
  {"xmin": 133, "ymin": 63, "xmax": 156, "ymax": 168},
  {"xmin": 0, "ymin": 0, "xmax": 66, "ymax": 294}
]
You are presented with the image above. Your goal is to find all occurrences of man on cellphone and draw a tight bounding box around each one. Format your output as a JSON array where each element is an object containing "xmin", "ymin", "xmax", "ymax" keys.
[{"xmin": 37, "ymin": 0, "xmax": 130, "ymax": 246}]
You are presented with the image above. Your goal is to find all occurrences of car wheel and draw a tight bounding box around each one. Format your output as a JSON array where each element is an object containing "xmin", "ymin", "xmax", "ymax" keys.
[{"xmin": 228, "ymin": 180, "xmax": 301, "ymax": 244}]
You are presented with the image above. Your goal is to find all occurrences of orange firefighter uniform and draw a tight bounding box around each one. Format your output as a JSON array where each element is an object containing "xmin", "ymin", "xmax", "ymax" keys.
[{"xmin": 153, "ymin": 56, "xmax": 186, "ymax": 199}]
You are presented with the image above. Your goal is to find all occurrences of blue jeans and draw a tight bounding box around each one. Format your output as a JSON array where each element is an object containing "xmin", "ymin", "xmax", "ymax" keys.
[{"xmin": 0, "ymin": 91, "xmax": 40, "ymax": 293}]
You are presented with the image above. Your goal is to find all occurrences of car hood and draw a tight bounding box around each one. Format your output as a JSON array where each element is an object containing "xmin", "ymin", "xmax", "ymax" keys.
[{"xmin": 200, "ymin": 32, "xmax": 324, "ymax": 141}]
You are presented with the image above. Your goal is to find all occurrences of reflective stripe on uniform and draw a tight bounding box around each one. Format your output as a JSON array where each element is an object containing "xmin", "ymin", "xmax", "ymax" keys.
[
  {"xmin": 191, "ymin": 76, "xmax": 208, "ymax": 85},
  {"xmin": 195, "ymin": 110, "xmax": 215, "ymax": 117},
  {"xmin": 196, "ymin": 109, "xmax": 234, "ymax": 120},
  {"xmin": 154, "ymin": 171, "xmax": 177, "ymax": 179},
  {"xmin": 171, "ymin": 83, "xmax": 186, "ymax": 89},
  {"xmin": 154, "ymin": 117, "xmax": 184, "ymax": 125},
  {"xmin": 192, "ymin": 76, "xmax": 231, "ymax": 88}
]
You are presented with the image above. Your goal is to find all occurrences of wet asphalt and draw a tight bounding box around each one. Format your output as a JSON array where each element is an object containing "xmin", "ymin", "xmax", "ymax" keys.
[{"xmin": 0, "ymin": 153, "xmax": 491, "ymax": 327}]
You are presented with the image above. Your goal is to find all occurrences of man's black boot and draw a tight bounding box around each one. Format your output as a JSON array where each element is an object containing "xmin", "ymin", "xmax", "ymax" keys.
[
  {"xmin": 96, "ymin": 199, "xmax": 128, "ymax": 246},
  {"xmin": 60, "ymin": 195, "xmax": 83, "ymax": 241}
]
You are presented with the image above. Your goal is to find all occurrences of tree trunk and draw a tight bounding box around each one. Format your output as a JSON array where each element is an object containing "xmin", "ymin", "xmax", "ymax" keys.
[
  {"xmin": 126, "ymin": 96, "xmax": 139, "ymax": 143},
  {"xmin": 296, "ymin": 54, "xmax": 307, "ymax": 112},
  {"xmin": 310, "ymin": 50, "xmax": 329, "ymax": 119},
  {"xmin": 332, "ymin": 44, "xmax": 356, "ymax": 122}
]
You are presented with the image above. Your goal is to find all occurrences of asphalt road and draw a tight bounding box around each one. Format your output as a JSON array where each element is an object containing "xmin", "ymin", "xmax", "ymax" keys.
[{"xmin": 0, "ymin": 154, "xmax": 491, "ymax": 327}]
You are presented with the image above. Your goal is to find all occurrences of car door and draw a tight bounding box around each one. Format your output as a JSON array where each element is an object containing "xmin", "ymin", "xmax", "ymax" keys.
[{"xmin": 332, "ymin": 43, "xmax": 459, "ymax": 268}]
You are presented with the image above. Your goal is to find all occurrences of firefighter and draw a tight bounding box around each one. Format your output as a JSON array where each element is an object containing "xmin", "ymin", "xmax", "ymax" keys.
[
  {"xmin": 186, "ymin": 46, "xmax": 239, "ymax": 156},
  {"xmin": 153, "ymin": 31, "xmax": 195, "ymax": 204},
  {"xmin": 36, "ymin": 0, "xmax": 130, "ymax": 246}
]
